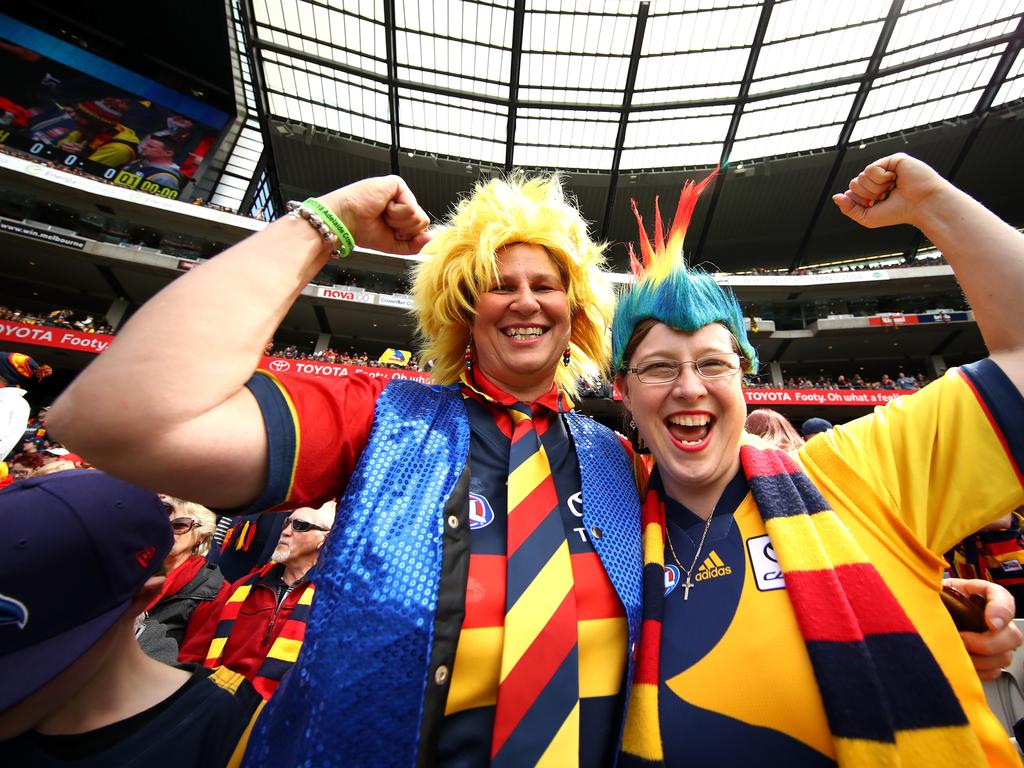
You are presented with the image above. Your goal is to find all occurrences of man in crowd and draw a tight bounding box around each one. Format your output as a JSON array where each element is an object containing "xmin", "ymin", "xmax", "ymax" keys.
[
  {"xmin": 0, "ymin": 470, "xmax": 262, "ymax": 765},
  {"xmin": 800, "ymin": 416, "xmax": 833, "ymax": 440},
  {"xmin": 121, "ymin": 132, "xmax": 185, "ymax": 191},
  {"xmin": 29, "ymin": 97, "xmax": 140, "ymax": 167},
  {"xmin": 179, "ymin": 501, "xmax": 336, "ymax": 699},
  {"xmin": 0, "ymin": 351, "xmax": 51, "ymax": 390}
]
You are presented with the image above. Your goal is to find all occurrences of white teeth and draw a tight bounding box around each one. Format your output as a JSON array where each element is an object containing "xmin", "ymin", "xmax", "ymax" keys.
[
  {"xmin": 667, "ymin": 414, "xmax": 711, "ymax": 427},
  {"xmin": 504, "ymin": 327, "xmax": 544, "ymax": 340}
]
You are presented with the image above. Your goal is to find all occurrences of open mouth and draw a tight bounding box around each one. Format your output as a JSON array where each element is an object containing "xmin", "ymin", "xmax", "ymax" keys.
[
  {"xmin": 502, "ymin": 326, "xmax": 547, "ymax": 341},
  {"xmin": 666, "ymin": 413, "xmax": 714, "ymax": 450}
]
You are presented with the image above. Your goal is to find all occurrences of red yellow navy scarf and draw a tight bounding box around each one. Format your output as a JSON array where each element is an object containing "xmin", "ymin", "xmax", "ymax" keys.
[
  {"xmin": 621, "ymin": 445, "xmax": 986, "ymax": 767},
  {"xmin": 204, "ymin": 563, "xmax": 315, "ymax": 699}
]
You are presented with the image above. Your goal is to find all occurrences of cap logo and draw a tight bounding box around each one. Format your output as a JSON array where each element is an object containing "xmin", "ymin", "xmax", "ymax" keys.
[
  {"xmin": 135, "ymin": 546, "xmax": 156, "ymax": 568},
  {"xmin": 0, "ymin": 593, "xmax": 29, "ymax": 629}
]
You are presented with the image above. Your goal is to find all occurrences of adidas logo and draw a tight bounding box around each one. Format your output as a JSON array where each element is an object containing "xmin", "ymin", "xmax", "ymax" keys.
[{"xmin": 695, "ymin": 550, "xmax": 732, "ymax": 582}]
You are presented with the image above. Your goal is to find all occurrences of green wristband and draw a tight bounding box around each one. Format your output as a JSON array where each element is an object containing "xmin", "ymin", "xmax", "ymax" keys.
[{"xmin": 302, "ymin": 198, "xmax": 356, "ymax": 258}]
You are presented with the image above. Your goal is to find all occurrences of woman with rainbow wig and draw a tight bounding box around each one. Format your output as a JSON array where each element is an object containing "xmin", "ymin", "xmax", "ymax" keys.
[
  {"xmin": 51, "ymin": 173, "xmax": 644, "ymax": 766},
  {"xmin": 613, "ymin": 154, "xmax": 1024, "ymax": 767}
]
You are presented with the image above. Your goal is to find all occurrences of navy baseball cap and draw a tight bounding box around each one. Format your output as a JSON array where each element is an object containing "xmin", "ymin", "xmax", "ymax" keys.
[
  {"xmin": 801, "ymin": 417, "xmax": 833, "ymax": 438},
  {"xmin": 0, "ymin": 469, "xmax": 172, "ymax": 711}
]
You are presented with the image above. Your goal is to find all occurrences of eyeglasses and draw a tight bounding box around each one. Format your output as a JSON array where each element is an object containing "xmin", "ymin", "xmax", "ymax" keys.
[
  {"xmin": 285, "ymin": 518, "xmax": 330, "ymax": 533},
  {"xmin": 627, "ymin": 353, "xmax": 742, "ymax": 384},
  {"xmin": 170, "ymin": 517, "xmax": 199, "ymax": 535}
]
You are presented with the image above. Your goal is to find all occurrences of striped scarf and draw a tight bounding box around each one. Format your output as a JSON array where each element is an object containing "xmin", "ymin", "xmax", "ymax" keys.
[
  {"xmin": 621, "ymin": 445, "xmax": 986, "ymax": 767},
  {"xmin": 204, "ymin": 563, "xmax": 316, "ymax": 699}
]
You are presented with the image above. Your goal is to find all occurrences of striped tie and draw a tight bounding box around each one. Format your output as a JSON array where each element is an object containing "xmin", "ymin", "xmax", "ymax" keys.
[{"xmin": 491, "ymin": 402, "xmax": 580, "ymax": 767}]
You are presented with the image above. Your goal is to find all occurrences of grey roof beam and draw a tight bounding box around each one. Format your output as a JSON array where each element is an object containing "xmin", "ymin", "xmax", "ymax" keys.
[
  {"xmin": 599, "ymin": 2, "xmax": 649, "ymax": 242},
  {"xmin": 251, "ymin": 26, "xmax": 1018, "ymax": 116},
  {"xmin": 314, "ymin": 305, "xmax": 332, "ymax": 335},
  {"xmin": 787, "ymin": 0, "xmax": 903, "ymax": 273},
  {"xmin": 694, "ymin": 0, "xmax": 775, "ymax": 260},
  {"xmin": 241, "ymin": 1, "xmax": 285, "ymax": 214},
  {"xmin": 504, "ymin": 0, "xmax": 527, "ymax": 173},
  {"xmin": 903, "ymin": 15, "xmax": 1023, "ymax": 263},
  {"xmin": 383, "ymin": 0, "xmax": 402, "ymax": 175}
]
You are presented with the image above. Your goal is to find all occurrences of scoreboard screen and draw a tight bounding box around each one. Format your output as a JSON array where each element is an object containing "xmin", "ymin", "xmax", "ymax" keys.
[{"xmin": 0, "ymin": 14, "xmax": 230, "ymax": 200}]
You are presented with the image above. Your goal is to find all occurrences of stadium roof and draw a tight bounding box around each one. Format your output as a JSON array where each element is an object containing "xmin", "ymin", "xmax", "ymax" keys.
[{"xmin": 9, "ymin": 0, "xmax": 1024, "ymax": 273}]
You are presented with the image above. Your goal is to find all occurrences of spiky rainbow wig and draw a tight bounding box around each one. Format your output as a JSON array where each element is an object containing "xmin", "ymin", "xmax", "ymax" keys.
[
  {"xmin": 412, "ymin": 172, "xmax": 615, "ymax": 393},
  {"xmin": 611, "ymin": 168, "xmax": 759, "ymax": 374}
]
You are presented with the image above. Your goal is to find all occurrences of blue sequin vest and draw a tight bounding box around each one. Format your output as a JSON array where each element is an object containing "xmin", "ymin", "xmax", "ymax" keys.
[{"xmin": 242, "ymin": 380, "xmax": 642, "ymax": 767}]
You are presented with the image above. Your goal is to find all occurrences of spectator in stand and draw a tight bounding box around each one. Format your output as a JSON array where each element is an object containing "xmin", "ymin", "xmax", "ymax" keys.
[
  {"xmin": 896, "ymin": 370, "xmax": 918, "ymax": 389},
  {"xmin": 21, "ymin": 406, "xmax": 49, "ymax": 451},
  {"xmin": 179, "ymin": 501, "xmax": 336, "ymax": 699},
  {"xmin": 0, "ymin": 352, "xmax": 51, "ymax": 390},
  {"xmin": 28, "ymin": 97, "xmax": 139, "ymax": 167},
  {"xmin": 120, "ymin": 133, "xmax": 185, "ymax": 192},
  {"xmin": 799, "ymin": 416, "xmax": 833, "ymax": 440},
  {"xmin": 880, "ymin": 373, "xmax": 896, "ymax": 389},
  {"xmin": 5, "ymin": 453, "xmax": 44, "ymax": 481},
  {"xmin": 145, "ymin": 496, "xmax": 225, "ymax": 649},
  {"xmin": 947, "ymin": 511, "xmax": 1024, "ymax": 620},
  {"xmin": 207, "ymin": 512, "xmax": 287, "ymax": 583},
  {"xmin": 0, "ymin": 470, "xmax": 262, "ymax": 764},
  {"xmin": 744, "ymin": 409, "xmax": 805, "ymax": 451}
]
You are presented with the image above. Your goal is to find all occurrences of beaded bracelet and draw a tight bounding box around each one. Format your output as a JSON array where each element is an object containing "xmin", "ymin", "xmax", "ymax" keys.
[{"xmin": 286, "ymin": 198, "xmax": 356, "ymax": 259}]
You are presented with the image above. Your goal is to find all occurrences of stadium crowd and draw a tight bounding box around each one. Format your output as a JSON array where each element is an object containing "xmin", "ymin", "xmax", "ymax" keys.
[{"xmin": 1, "ymin": 154, "xmax": 1022, "ymax": 767}]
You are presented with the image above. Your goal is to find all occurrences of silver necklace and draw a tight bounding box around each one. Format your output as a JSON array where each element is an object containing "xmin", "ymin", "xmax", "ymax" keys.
[{"xmin": 666, "ymin": 511, "xmax": 714, "ymax": 601}]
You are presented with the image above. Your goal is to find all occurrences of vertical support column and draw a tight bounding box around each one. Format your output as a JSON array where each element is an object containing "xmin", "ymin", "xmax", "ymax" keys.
[
  {"xmin": 106, "ymin": 298, "xmax": 130, "ymax": 331},
  {"xmin": 315, "ymin": 333, "xmax": 331, "ymax": 355},
  {"xmin": 769, "ymin": 360, "xmax": 784, "ymax": 387},
  {"xmin": 928, "ymin": 355, "xmax": 947, "ymax": 380}
]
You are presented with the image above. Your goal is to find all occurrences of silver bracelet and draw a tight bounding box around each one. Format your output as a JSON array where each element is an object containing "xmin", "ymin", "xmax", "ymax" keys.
[{"xmin": 286, "ymin": 200, "xmax": 343, "ymax": 260}]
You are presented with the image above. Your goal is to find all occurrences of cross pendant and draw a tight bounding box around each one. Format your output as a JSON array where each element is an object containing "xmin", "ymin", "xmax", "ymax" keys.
[{"xmin": 682, "ymin": 576, "xmax": 694, "ymax": 601}]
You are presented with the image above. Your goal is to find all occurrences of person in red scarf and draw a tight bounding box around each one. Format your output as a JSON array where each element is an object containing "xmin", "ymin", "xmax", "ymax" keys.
[{"xmin": 145, "ymin": 496, "xmax": 226, "ymax": 649}]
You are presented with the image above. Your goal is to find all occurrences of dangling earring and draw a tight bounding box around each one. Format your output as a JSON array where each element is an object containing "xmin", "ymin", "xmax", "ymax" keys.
[
  {"xmin": 562, "ymin": 346, "xmax": 571, "ymax": 367},
  {"xmin": 628, "ymin": 417, "xmax": 650, "ymax": 455},
  {"xmin": 464, "ymin": 338, "xmax": 474, "ymax": 373}
]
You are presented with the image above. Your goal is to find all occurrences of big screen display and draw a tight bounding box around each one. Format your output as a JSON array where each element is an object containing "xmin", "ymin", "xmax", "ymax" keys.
[{"xmin": 0, "ymin": 14, "xmax": 230, "ymax": 200}]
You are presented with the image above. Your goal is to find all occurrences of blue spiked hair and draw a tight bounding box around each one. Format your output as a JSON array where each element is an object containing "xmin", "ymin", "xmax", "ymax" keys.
[{"xmin": 611, "ymin": 168, "xmax": 758, "ymax": 374}]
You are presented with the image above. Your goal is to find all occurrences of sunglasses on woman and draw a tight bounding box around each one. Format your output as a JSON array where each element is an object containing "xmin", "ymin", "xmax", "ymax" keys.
[
  {"xmin": 170, "ymin": 517, "xmax": 199, "ymax": 534},
  {"xmin": 285, "ymin": 518, "xmax": 330, "ymax": 533}
]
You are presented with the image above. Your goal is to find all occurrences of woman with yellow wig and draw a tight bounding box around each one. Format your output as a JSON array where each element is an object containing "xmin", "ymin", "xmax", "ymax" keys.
[{"xmin": 51, "ymin": 174, "xmax": 643, "ymax": 766}]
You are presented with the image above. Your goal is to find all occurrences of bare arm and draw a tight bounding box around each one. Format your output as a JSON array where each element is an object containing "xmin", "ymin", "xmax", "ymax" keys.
[
  {"xmin": 833, "ymin": 153, "xmax": 1024, "ymax": 392},
  {"xmin": 48, "ymin": 177, "xmax": 431, "ymax": 507}
]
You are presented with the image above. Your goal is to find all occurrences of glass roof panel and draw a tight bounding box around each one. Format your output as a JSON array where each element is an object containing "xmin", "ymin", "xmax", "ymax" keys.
[
  {"xmin": 520, "ymin": 52, "xmax": 630, "ymax": 102},
  {"xmin": 852, "ymin": 49, "xmax": 1003, "ymax": 139},
  {"xmin": 523, "ymin": 5, "xmax": 635, "ymax": 55},
  {"xmin": 621, "ymin": 106, "xmax": 730, "ymax": 169},
  {"xmin": 732, "ymin": 84, "xmax": 857, "ymax": 161},
  {"xmin": 633, "ymin": 49, "xmax": 748, "ymax": 99},
  {"xmin": 513, "ymin": 106, "xmax": 618, "ymax": 169},
  {"xmin": 247, "ymin": 0, "xmax": 1024, "ymax": 172},
  {"xmin": 731, "ymin": 124, "xmax": 844, "ymax": 163},
  {"xmin": 992, "ymin": 49, "xmax": 1024, "ymax": 106},
  {"xmin": 620, "ymin": 143, "xmax": 722, "ymax": 169},
  {"xmin": 883, "ymin": 0, "xmax": 1022, "ymax": 68},
  {"xmin": 398, "ymin": 88, "xmax": 506, "ymax": 164},
  {"xmin": 744, "ymin": 1, "xmax": 892, "ymax": 97},
  {"xmin": 643, "ymin": 3, "xmax": 761, "ymax": 55},
  {"xmin": 763, "ymin": 0, "xmax": 890, "ymax": 42}
]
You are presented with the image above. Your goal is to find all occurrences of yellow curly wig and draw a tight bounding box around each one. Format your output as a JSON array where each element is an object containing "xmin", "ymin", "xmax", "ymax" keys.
[{"xmin": 412, "ymin": 173, "xmax": 615, "ymax": 394}]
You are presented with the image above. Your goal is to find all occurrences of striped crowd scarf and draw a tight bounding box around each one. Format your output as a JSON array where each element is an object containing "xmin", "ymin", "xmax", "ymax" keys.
[
  {"xmin": 621, "ymin": 445, "xmax": 986, "ymax": 767},
  {"xmin": 221, "ymin": 519, "xmax": 257, "ymax": 553},
  {"xmin": 204, "ymin": 563, "xmax": 316, "ymax": 700}
]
